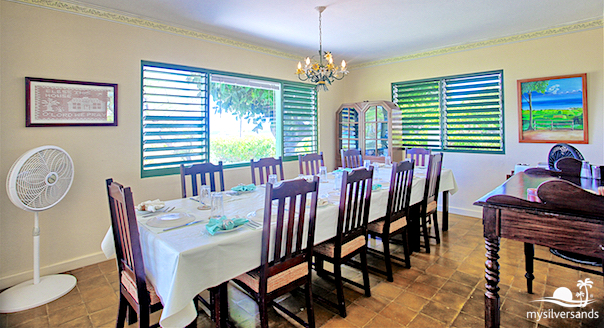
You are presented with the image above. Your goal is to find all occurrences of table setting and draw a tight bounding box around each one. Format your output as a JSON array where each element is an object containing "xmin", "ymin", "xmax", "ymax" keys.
[{"xmin": 100, "ymin": 162, "xmax": 458, "ymax": 327}]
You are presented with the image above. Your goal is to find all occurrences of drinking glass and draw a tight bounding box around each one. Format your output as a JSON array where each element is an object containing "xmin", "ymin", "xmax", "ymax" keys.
[
  {"xmin": 384, "ymin": 155, "xmax": 392, "ymax": 166},
  {"xmin": 363, "ymin": 160, "xmax": 371, "ymax": 169},
  {"xmin": 268, "ymin": 174, "xmax": 278, "ymax": 185},
  {"xmin": 197, "ymin": 185, "xmax": 211, "ymax": 210},
  {"xmin": 334, "ymin": 171, "xmax": 343, "ymax": 190},
  {"xmin": 210, "ymin": 192, "xmax": 224, "ymax": 219},
  {"xmin": 319, "ymin": 166, "xmax": 328, "ymax": 183}
]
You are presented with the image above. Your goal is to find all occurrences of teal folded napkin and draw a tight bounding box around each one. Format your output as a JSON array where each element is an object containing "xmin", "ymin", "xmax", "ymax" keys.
[
  {"xmin": 231, "ymin": 184, "xmax": 256, "ymax": 192},
  {"xmin": 333, "ymin": 168, "xmax": 353, "ymax": 174},
  {"xmin": 205, "ymin": 216, "xmax": 248, "ymax": 235},
  {"xmin": 372, "ymin": 184, "xmax": 382, "ymax": 191}
]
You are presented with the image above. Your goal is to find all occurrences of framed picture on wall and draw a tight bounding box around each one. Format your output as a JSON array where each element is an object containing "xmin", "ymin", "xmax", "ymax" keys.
[
  {"xmin": 517, "ymin": 73, "xmax": 587, "ymax": 144},
  {"xmin": 26, "ymin": 77, "xmax": 118, "ymax": 127}
]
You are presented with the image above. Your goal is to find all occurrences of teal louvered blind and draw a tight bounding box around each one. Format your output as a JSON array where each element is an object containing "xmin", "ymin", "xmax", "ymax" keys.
[
  {"xmin": 141, "ymin": 61, "xmax": 318, "ymax": 177},
  {"xmin": 392, "ymin": 70, "xmax": 504, "ymax": 154},
  {"xmin": 393, "ymin": 80, "xmax": 442, "ymax": 148},
  {"xmin": 282, "ymin": 82, "xmax": 317, "ymax": 157},
  {"xmin": 444, "ymin": 72, "xmax": 503, "ymax": 152},
  {"xmin": 142, "ymin": 64, "xmax": 208, "ymax": 177}
]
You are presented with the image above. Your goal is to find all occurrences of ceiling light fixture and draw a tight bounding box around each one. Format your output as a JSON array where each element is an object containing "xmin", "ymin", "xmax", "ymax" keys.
[{"xmin": 296, "ymin": 6, "xmax": 348, "ymax": 91}]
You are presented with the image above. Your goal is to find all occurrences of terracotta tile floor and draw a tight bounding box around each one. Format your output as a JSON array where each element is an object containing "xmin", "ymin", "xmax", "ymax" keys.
[{"xmin": 2, "ymin": 213, "xmax": 603, "ymax": 327}]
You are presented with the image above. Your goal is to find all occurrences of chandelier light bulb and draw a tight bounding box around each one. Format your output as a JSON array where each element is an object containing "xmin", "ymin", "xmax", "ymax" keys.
[
  {"xmin": 305, "ymin": 57, "xmax": 311, "ymax": 66},
  {"xmin": 341, "ymin": 60, "xmax": 346, "ymax": 69}
]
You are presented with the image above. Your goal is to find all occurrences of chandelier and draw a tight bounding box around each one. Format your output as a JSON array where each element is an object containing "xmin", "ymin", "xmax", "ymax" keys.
[{"xmin": 296, "ymin": 6, "xmax": 348, "ymax": 91}]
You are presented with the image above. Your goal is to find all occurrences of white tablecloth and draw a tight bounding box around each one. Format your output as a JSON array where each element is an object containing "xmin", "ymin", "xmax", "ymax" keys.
[{"xmin": 101, "ymin": 167, "xmax": 457, "ymax": 327}]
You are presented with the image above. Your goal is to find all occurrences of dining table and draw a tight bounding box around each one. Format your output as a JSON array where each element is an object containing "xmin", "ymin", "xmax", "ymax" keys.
[
  {"xmin": 101, "ymin": 164, "xmax": 458, "ymax": 327},
  {"xmin": 474, "ymin": 170, "xmax": 604, "ymax": 328}
]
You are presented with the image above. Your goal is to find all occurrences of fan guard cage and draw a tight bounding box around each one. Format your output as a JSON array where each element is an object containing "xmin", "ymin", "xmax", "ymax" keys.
[
  {"xmin": 7, "ymin": 146, "xmax": 74, "ymax": 211},
  {"xmin": 547, "ymin": 143, "xmax": 584, "ymax": 170}
]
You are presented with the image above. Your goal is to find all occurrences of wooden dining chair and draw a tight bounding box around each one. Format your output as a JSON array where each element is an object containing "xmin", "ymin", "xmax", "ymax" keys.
[
  {"xmin": 314, "ymin": 168, "xmax": 373, "ymax": 317},
  {"xmin": 233, "ymin": 177, "xmax": 319, "ymax": 328},
  {"xmin": 105, "ymin": 178, "xmax": 167, "ymax": 328},
  {"xmin": 250, "ymin": 156, "xmax": 285, "ymax": 185},
  {"xmin": 367, "ymin": 160, "xmax": 414, "ymax": 282},
  {"xmin": 298, "ymin": 152, "xmax": 324, "ymax": 175},
  {"xmin": 406, "ymin": 148, "xmax": 431, "ymax": 166},
  {"xmin": 340, "ymin": 149, "xmax": 363, "ymax": 168},
  {"xmin": 180, "ymin": 162, "xmax": 225, "ymax": 198},
  {"xmin": 418, "ymin": 153, "xmax": 443, "ymax": 253},
  {"xmin": 554, "ymin": 157, "xmax": 582, "ymax": 176}
]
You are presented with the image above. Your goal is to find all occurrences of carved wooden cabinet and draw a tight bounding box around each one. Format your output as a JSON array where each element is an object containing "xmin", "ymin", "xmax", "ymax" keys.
[{"xmin": 336, "ymin": 100, "xmax": 403, "ymax": 164}]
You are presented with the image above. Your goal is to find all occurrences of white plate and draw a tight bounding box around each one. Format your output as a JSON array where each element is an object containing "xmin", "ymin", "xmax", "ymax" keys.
[
  {"xmin": 146, "ymin": 212, "xmax": 195, "ymax": 228},
  {"xmin": 212, "ymin": 224, "xmax": 245, "ymax": 234}
]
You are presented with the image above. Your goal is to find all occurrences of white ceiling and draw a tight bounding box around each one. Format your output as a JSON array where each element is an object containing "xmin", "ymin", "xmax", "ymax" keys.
[{"xmin": 66, "ymin": 0, "xmax": 602, "ymax": 64}]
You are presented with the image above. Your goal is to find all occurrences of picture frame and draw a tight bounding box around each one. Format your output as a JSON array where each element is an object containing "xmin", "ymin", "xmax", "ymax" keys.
[
  {"xmin": 517, "ymin": 73, "xmax": 587, "ymax": 144},
  {"xmin": 26, "ymin": 77, "xmax": 118, "ymax": 127}
]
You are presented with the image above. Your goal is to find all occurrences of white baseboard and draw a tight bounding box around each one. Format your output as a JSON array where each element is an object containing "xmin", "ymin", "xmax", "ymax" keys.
[
  {"xmin": 0, "ymin": 252, "xmax": 109, "ymax": 290},
  {"xmin": 438, "ymin": 204, "xmax": 483, "ymax": 219}
]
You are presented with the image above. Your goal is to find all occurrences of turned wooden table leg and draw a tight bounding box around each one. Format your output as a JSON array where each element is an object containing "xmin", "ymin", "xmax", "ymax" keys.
[
  {"xmin": 485, "ymin": 236, "xmax": 501, "ymax": 328},
  {"xmin": 483, "ymin": 207, "xmax": 500, "ymax": 328},
  {"xmin": 524, "ymin": 243, "xmax": 534, "ymax": 294}
]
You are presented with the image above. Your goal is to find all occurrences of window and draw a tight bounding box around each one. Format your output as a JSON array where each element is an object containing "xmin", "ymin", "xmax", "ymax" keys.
[
  {"xmin": 392, "ymin": 70, "xmax": 504, "ymax": 154},
  {"xmin": 141, "ymin": 61, "xmax": 317, "ymax": 177}
]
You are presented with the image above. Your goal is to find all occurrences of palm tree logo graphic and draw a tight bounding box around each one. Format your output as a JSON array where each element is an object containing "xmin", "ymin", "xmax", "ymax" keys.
[{"xmin": 533, "ymin": 278, "xmax": 595, "ymax": 308}]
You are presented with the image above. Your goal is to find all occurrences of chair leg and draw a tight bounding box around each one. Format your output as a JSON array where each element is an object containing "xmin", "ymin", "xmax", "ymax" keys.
[
  {"xmin": 138, "ymin": 306, "xmax": 149, "ymax": 328},
  {"xmin": 116, "ymin": 296, "xmax": 128, "ymax": 328},
  {"xmin": 360, "ymin": 248, "xmax": 372, "ymax": 296},
  {"xmin": 259, "ymin": 300, "xmax": 269, "ymax": 328},
  {"xmin": 524, "ymin": 243, "xmax": 535, "ymax": 294},
  {"xmin": 382, "ymin": 235, "xmax": 394, "ymax": 282},
  {"xmin": 315, "ymin": 257, "xmax": 327, "ymax": 278},
  {"xmin": 305, "ymin": 281, "xmax": 316, "ymax": 328},
  {"xmin": 432, "ymin": 212, "xmax": 441, "ymax": 244},
  {"xmin": 334, "ymin": 263, "xmax": 347, "ymax": 317},
  {"xmin": 402, "ymin": 229, "xmax": 411, "ymax": 268},
  {"xmin": 421, "ymin": 215, "xmax": 431, "ymax": 253}
]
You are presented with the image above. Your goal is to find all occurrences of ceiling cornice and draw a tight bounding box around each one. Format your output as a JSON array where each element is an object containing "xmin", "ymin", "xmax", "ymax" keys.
[
  {"xmin": 9, "ymin": 0, "xmax": 603, "ymax": 69},
  {"xmin": 353, "ymin": 19, "xmax": 603, "ymax": 69},
  {"xmin": 8, "ymin": 0, "xmax": 300, "ymax": 60}
]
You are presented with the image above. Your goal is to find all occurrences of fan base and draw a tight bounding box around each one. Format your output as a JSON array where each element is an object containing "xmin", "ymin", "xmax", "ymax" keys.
[{"xmin": 0, "ymin": 274, "xmax": 77, "ymax": 313}]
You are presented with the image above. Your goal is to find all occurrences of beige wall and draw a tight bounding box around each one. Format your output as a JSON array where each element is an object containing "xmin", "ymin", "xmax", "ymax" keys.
[
  {"xmin": 336, "ymin": 28, "xmax": 604, "ymax": 218},
  {"xmin": 0, "ymin": 1, "xmax": 321, "ymax": 288},
  {"xmin": 1, "ymin": 0, "xmax": 602, "ymax": 287}
]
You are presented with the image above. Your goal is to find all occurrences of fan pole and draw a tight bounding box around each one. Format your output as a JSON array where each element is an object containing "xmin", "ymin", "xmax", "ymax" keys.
[
  {"xmin": 0, "ymin": 212, "xmax": 77, "ymax": 313},
  {"xmin": 33, "ymin": 212, "xmax": 40, "ymax": 285}
]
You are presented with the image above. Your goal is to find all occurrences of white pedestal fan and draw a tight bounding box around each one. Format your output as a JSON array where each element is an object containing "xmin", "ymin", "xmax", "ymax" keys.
[{"xmin": 0, "ymin": 145, "xmax": 76, "ymax": 312}]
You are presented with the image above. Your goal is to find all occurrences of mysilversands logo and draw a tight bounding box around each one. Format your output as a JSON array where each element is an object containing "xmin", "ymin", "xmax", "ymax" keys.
[{"xmin": 527, "ymin": 278, "xmax": 599, "ymax": 321}]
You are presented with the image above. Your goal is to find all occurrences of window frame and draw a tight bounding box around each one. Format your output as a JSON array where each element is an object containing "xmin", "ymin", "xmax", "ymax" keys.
[
  {"xmin": 392, "ymin": 70, "xmax": 505, "ymax": 154},
  {"xmin": 141, "ymin": 61, "xmax": 317, "ymax": 178}
]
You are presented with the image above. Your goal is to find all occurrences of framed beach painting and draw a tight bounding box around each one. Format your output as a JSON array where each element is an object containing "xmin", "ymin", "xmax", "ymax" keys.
[{"xmin": 517, "ymin": 73, "xmax": 587, "ymax": 144}]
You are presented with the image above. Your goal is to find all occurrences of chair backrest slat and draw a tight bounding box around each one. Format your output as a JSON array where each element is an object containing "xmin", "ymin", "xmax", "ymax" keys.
[
  {"xmin": 298, "ymin": 152, "xmax": 324, "ymax": 175},
  {"xmin": 337, "ymin": 168, "xmax": 373, "ymax": 244},
  {"xmin": 261, "ymin": 177, "xmax": 319, "ymax": 273},
  {"xmin": 340, "ymin": 149, "xmax": 363, "ymax": 169},
  {"xmin": 251, "ymin": 157, "xmax": 284, "ymax": 185},
  {"xmin": 386, "ymin": 160, "xmax": 415, "ymax": 223},
  {"xmin": 424, "ymin": 153, "xmax": 444, "ymax": 205},
  {"xmin": 180, "ymin": 162, "xmax": 225, "ymax": 198},
  {"xmin": 406, "ymin": 148, "xmax": 431, "ymax": 166}
]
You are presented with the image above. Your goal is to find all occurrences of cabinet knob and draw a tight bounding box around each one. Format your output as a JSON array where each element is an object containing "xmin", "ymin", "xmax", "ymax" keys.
[{"xmin": 600, "ymin": 245, "xmax": 604, "ymax": 252}]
